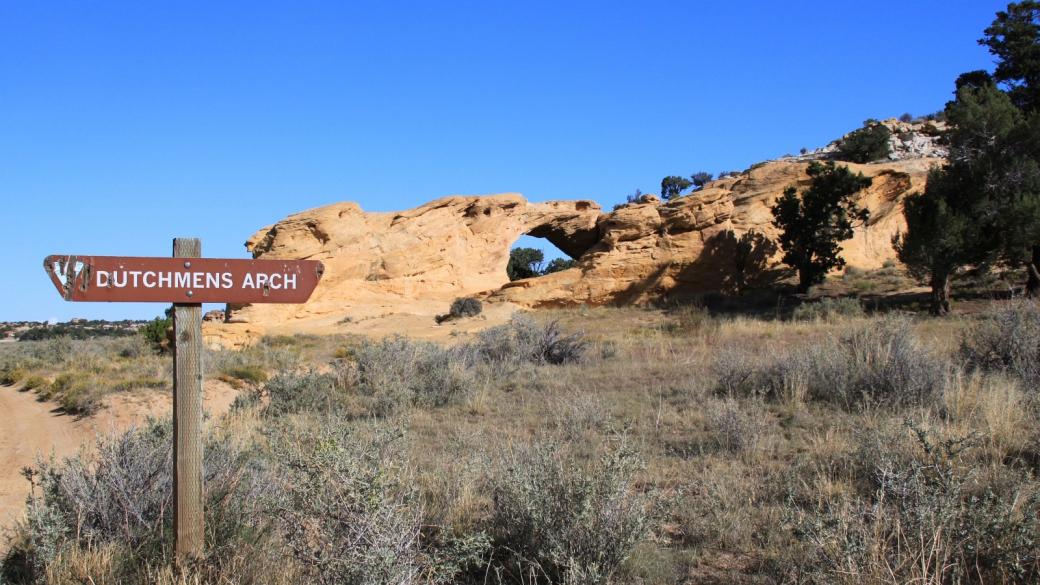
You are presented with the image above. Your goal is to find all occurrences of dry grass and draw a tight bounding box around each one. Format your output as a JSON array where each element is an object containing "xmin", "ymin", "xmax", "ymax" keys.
[{"xmin": 4, "ymin": 303, "xmax": 1040, "ymax": 583}]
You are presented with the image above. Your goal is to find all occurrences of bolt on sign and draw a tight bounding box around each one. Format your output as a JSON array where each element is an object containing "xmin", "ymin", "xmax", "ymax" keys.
[{"xmin": 43, "ymin": 241, "xmax": 324, "ymax": 562}]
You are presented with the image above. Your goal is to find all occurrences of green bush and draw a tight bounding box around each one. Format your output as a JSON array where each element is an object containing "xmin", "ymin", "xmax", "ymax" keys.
[
  {"xmin": 138, "ymin": 315, "xmax": 171, "ymax": 349},
  {"xmin": 0, "ymin": 367, "xmax": 24, "ymax": 386},
  {"xmin": 450, "ymin": 297, "xmax": 483, "ymax": 319},
  {"xmin": 838, "ymin": 121, "xmax": 892, "ymax": 163},
  {"xmin": 222, "ymin": 364, "xmax": 269, "ymax": 384},
  {"xmin": 22, "ymin": 374, "xmax": 47, "ymax": 392}
]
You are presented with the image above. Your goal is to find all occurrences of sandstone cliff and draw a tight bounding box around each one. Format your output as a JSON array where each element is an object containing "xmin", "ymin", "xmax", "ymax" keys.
[{"xmin": 211, "ymin": 121, "xmax": 943, "ymax": 340}]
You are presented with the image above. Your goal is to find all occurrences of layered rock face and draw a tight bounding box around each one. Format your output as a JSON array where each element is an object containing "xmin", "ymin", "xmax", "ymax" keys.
[
  {"xmin": 225, "ymin": 194, "xmax": 600, "ymax": 327},
  {"xmin": 489, "ymin": 157, "xmax": 937, "ymax": 307},
  {"xmin": 224, "ymin": 156, "xmax": 937, "ymax": 333}
]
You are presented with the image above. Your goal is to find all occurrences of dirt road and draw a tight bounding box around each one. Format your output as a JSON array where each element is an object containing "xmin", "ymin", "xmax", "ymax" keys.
[{"xmin": 0, "ymin": 380, "xmax": 239, "ymax": 537}]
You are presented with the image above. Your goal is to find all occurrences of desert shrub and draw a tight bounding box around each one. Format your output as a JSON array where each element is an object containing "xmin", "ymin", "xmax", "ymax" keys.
[
  {"xmin": 488, "ymin": 434, "xmax": 666, "ymax": 584},
  {"xmin": 46, "ymin": 372, "xmax": 105, "ymax": 414},
  {"xmin": 838, "ymin": 121, "xmax": 892, "ymax": 163},
  {"xmin": 713, "ymin": 315, "xmax": 943, "ymax": 408},
  {"xmin": 0, "ymin": 366, "xmax": 25, "ymax": 385},
  {"xmin": 705, "ymin": 398, "xmax": 772, "ymax": 454},
  {"xmin": 110, "ymin": 334, "xmax": 153, "ymax": 359},
  {"xmin": 110, "ymin": 378, "xmax": 167, "ymax": 391},
  {"xmin": 263, "ymin": 334, "xmax": 299, "ymax": 347},
  {"xmin": 352, "ymin": 336, "xmax": 478, "ymax": 413},
  {"xmin": 23, "ymin": 374, "xmax": 48, "ymax": 392},
  {"xmin": 843, "ymin": 265, "xmax": 867, "ymax": 278},
  {"xmin": 471, "ymin": 315, "xmax": 588, "ymax": 368},
  {"xmin": 450, "ymin": 297, "xmax": 483, "ymax": 319},
  {"xmin": 665, "ymin": 305, "xmax": 720, "ymax": 338},
  {"xmin": 30, "ymin": 336, "xmax": 76, "ymax": 365},
  {"xmin": 961, "ymin": 299, "xmax": 1040, "ymax": 386},
  {"xmin": 262, "ymin": 368, "xmax": 350, "ymax": 416},
  {"xmin": 899, "ymin": 112, "xmax": 913, "ymax": 123},
  {"xmin": 206, "ymin": 341, "xmax": 299, "ymax": 377},
  {"xmin": 268, "ymin": 419, "xmax": 488, "ymax": 584},
  {"xmin": 222, "ymin": 364, "xmax": 269, "ymax": 384},
  {"xmin": 792, "ymin": 422, "xmax": 1040, "ymax": 583},
  {"xmin": 4, "ymin": 418, "xmax": 278, "ymax": 582},
  {"xmin": 791, "ymin": 297, "xmax": 864, "ymax": 322}
]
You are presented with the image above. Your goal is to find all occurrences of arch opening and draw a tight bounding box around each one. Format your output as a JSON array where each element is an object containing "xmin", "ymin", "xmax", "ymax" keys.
[{"xmin": 507, "ymin": 234, "xmax": 577, "ymax": 281}]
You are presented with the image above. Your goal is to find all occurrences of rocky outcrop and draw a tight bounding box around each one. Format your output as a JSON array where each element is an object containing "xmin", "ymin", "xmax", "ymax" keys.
[
  {"xmin": 210, "ymin": 126, "xmax": 943, "ymax": 338},
  {"xmin": 489, "ymin": 157, "xmax": 937, "ymax": 307},
  {"xmin": 774, "ymin": 118, "xmax": 948, "ymax": 165},
  {"xmin": 223, "ymin": 194, "xmax": 601, "ymax": 329}
]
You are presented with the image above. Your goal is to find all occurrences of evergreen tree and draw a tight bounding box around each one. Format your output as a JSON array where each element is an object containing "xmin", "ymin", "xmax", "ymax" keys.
[
  {"xmin": 980, "ymin": 1, "xmax": 1040, "ymax": 113},
  {"xmin": 771, "ymin": 161, "xmax": 872, "ymax": 293},
  {"xmin": 838, "ymin": 120, "xmax": 892, "ymax": 163},
  {"xmin": 893, "ymin": 168, "xmax": 985, "ymax": 315},
  {"xmin": 506, "ymin": 248, "xmax": 544, "ymax": 281},
  {"xmin": 690, "ymin": 172, "xmax": 714, "ymax": 188},
  {"xmin": 976, "ymin": 3, "xmax": 1040, "ymax": 295},
  {"xmin": 660, "ymin": 176, "xmax": 692, "ymax": 200},
  {"xmin": 543, "ymin": 258, "xmax": 576, "ymax": 274}
]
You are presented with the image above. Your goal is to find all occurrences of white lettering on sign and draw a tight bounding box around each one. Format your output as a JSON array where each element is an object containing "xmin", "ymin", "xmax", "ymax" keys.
[{"xmin": 91, "ymin": 270, "xmax": 298, "ymax": 291}]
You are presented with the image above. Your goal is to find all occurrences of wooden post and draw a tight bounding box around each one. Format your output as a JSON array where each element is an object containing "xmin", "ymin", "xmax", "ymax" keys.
[{"xmin": 172, "ymin": 238, "xmax": 204, "ymax": 560}]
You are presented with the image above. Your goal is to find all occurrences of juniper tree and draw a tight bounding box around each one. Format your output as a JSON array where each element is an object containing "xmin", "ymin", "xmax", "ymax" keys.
[
  {"xmin": 771, "ymin": 161, "xmax": 872, "ymax": 293},
  {"xmin": 981, "ymin": 1, "xmax": 1040, "ymax": 113},
  {"xmin": 893, "ymin": 168, "xmax": 984, "ymax": 315},
  {"xmin": 507, "ymin": 247, "xmax": 544, "ymax": 281},
  {"xmin": 691, "ymin": 172, "xmax": 714, "ymax": 188},
  {"xmin": 838, "ymin": 120, "xmax": 892, "ymax": 163},
  {"xmin": 976, "ymin": 2, "xmax": 1040, "ymax": 295},
  {"xmin": 661, "ymin": 176, "xmax": 692, "ymax": 200}
]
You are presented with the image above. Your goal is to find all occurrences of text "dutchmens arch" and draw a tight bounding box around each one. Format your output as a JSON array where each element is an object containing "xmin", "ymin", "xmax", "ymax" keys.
[{"xmin": 95, "ymin": 271, "xmax": 299, "ymax": 290}]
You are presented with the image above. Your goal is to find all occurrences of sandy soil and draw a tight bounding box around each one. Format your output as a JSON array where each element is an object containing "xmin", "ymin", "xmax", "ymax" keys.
[{"xmin": 0, "ymin": 378, "xmax": 240, "ymax": 538}]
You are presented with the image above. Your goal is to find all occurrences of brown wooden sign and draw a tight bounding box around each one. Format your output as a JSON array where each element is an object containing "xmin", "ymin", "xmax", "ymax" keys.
[{"xmin": 44, "ymin": 255, "xmax": 324, "ymax": 303}]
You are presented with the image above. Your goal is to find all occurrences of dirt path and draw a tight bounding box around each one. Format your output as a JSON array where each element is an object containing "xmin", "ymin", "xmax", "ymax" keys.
[
  {"xmin": 0, "ymin": 384, "xmax": 93, "ymax": 532},
  {"xmin": 0, "ymin": 380, "xmax": 240, "ymax": 538}
]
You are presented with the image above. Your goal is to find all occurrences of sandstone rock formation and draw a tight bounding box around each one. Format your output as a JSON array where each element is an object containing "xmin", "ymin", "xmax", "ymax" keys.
[
  {"xmin": 223, "ymin": 194, "xmax": 600, "ymax": 331},
  {"xmin": 489, "ymin": 157, "xmax": 937, "ymax": 307},
  {"xmin": 210, "ymin": 123, "xmax": 944, "ymax": 340}
]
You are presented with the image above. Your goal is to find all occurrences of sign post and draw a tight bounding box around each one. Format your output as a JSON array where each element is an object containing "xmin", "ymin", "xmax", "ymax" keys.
[
  {"xmin": 43, "ymin": 242, "xmax": 324, "ymax": 562},
  {"xmin": 172, "ymin": 238, "xmax": 204, "ymax": 559}
]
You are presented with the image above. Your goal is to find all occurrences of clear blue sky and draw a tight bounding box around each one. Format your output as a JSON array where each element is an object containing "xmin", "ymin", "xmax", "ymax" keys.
[{"xmin": 1, "ymin": 0, "xmax": 1006, "ymax": 322}]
